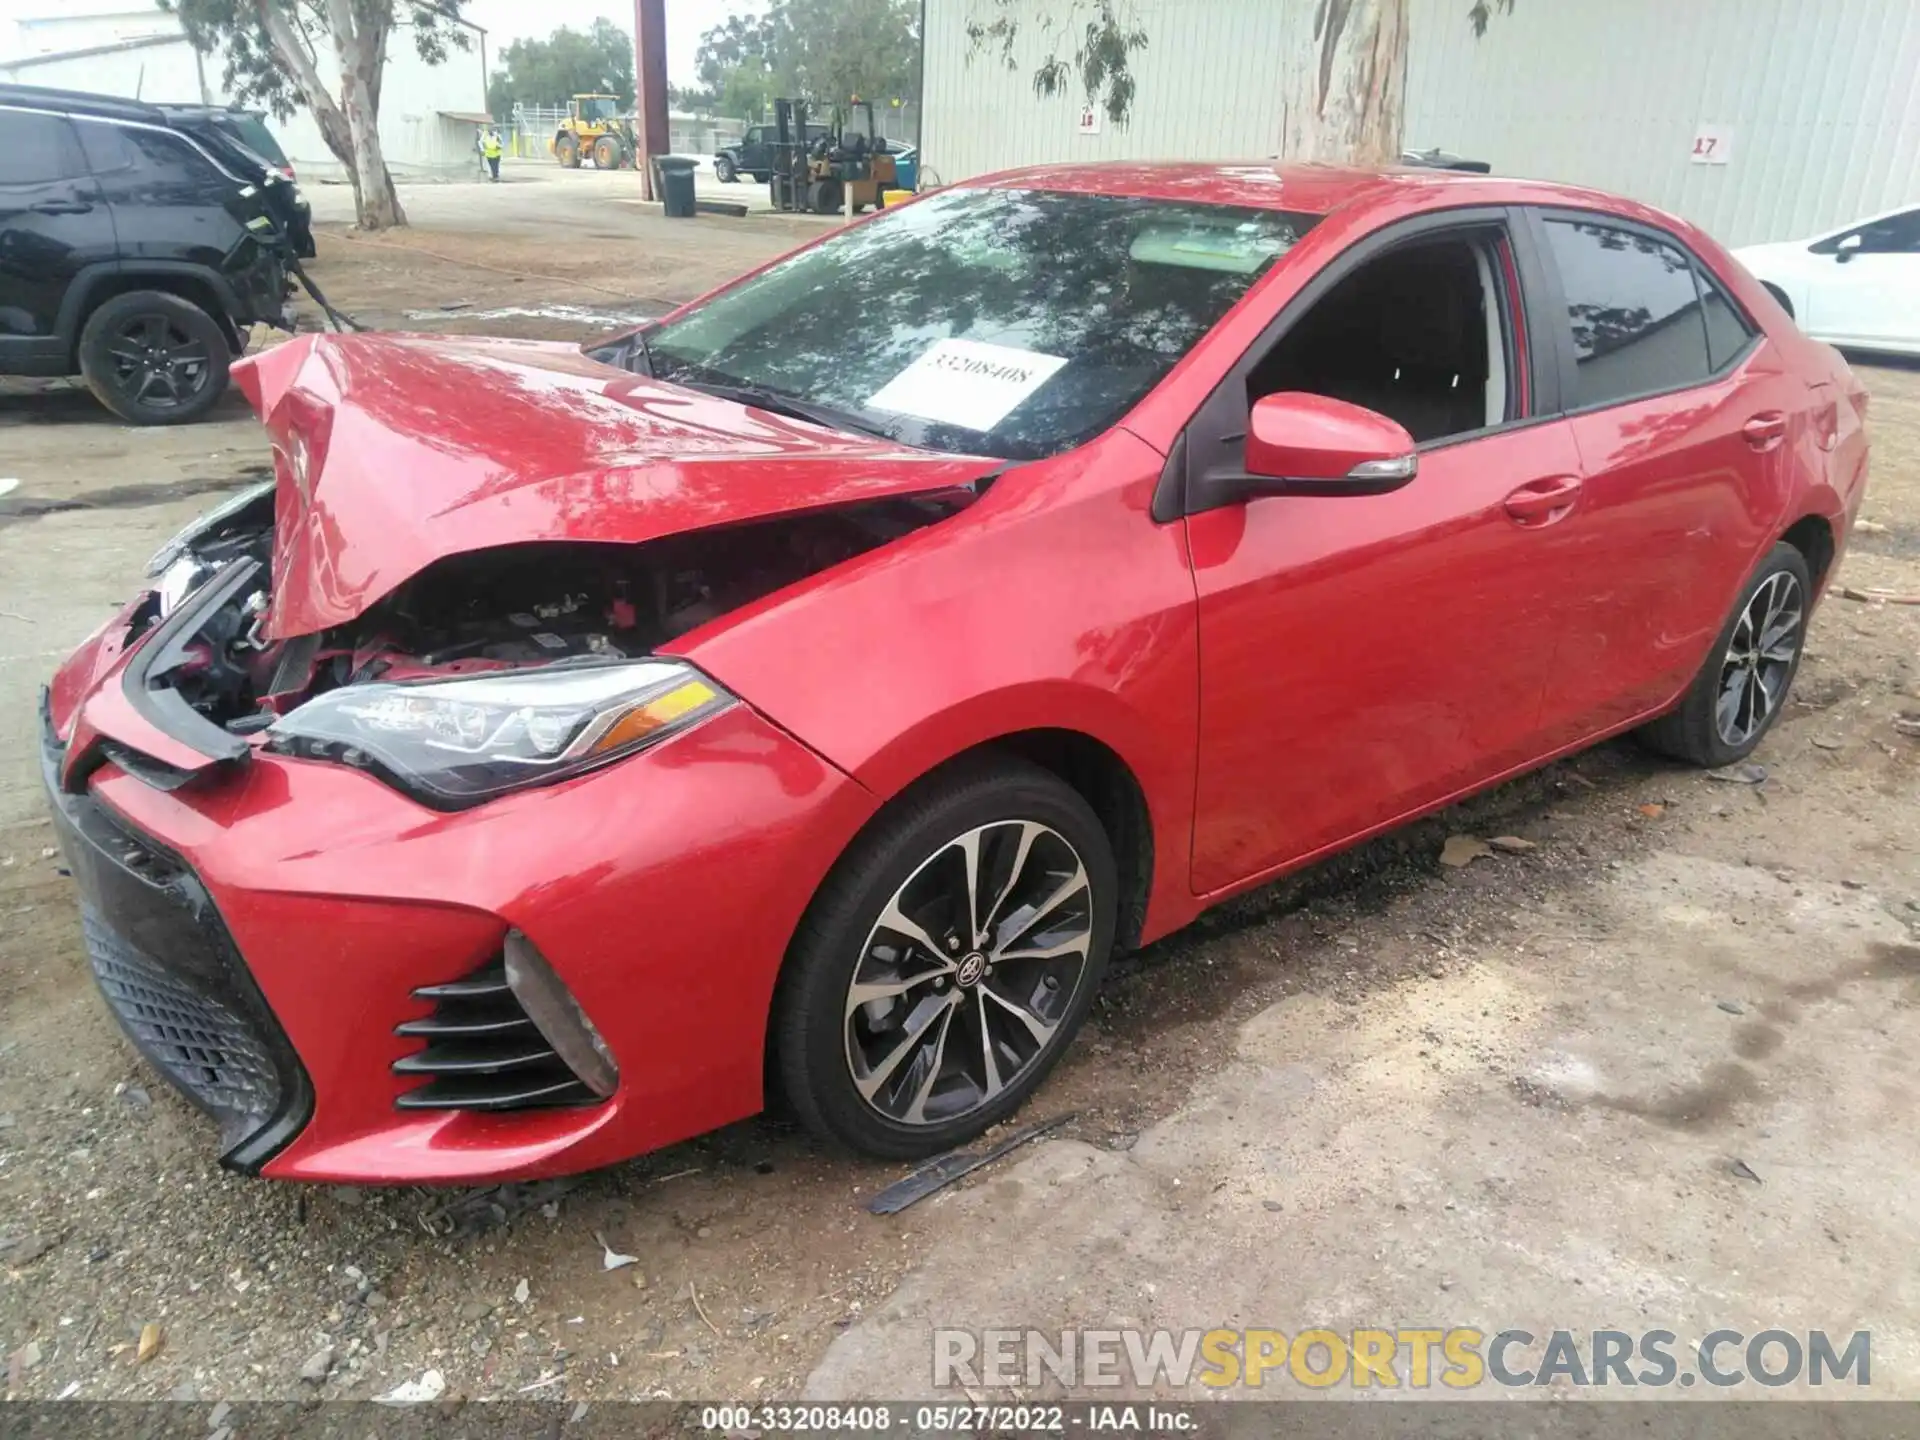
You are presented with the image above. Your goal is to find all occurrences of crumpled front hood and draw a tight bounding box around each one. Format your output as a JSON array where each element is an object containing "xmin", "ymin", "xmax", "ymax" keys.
[{"xmin": 232, "ymin": 334, "xmax": 995, "ymax": 639}]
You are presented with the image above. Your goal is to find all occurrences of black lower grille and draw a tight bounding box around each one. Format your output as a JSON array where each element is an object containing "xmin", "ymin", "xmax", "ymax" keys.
[
  {"xmin": 40, "ymin": 689, "xmax": 311, "ymax": 1172},
  {"xmin": 84, "ymin": 907, "xmax": 282, "ymax": 1121},
  {"xmin": 393, "ymin": 960, "xmax": 595, "ymax": 1110}
]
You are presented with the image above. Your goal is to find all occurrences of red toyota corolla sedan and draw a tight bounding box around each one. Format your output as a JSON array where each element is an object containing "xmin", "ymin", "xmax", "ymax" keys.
[{"xmin": 42, "ymin": 163, "xmax": 1868, "ymax": 1183}]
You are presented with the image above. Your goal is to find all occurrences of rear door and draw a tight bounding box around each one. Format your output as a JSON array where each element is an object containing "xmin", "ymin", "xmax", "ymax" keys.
[
  {"xmin": 1803, "ymin": 207, "xmax": 1920, "ymax": 353},
  {"xmin": 0, "ymin": 106, "xmax": 112, "ymax": 372},
  {"xmin": 1527, "ymin": 210, "xmax": 1811, "ymax": 744}
]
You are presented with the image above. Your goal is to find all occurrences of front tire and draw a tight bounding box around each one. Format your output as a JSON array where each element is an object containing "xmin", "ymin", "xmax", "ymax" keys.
[
  {"xmin": 78, "ymin": 291, "xmax": 230, "ymax": 426},
  {"xmin": 1636, "ymin": 542, "xmax": 1811, "ymax": 766},
  {"xmin": 714, "ymin": 154, "xmax": 737, "ymax": 183},
  {"xmin": 774, "ymin": 758, "xmax": 1116, "ymax": 1159}
]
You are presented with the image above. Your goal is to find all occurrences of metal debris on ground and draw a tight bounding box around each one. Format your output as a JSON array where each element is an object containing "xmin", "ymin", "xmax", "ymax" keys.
[
  {"xmin": 1487, "ymin": 835, "xmax": 1537, "ymax": 853},
  {"xmin": 1707, "ymin": 763, "xmax": 1768, "ymax": 784},
  {"xmin": 867, "ymin": 1112, "xmax": 1077, "ymax": 1215},
  {"xmin": 1730, "ymin": 1159, "xmax": 1763, "ymax": 1184},
  {"xmin": 374, "ymin": 1369, "xmax": 446, "ymax": 1404},
  {"xmin": 596, "ymin": 1232, "xmax": 639, "ymax": 1270}
]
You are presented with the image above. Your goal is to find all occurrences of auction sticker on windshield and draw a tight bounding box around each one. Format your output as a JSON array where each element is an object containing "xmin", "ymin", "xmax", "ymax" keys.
[{"xmin": 868, "ymin": 338, "xmax": 1068, "ymax": 432}]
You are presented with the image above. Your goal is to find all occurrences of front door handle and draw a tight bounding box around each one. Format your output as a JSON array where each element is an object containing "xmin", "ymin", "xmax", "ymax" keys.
[
  {"xmin": 1503, "ymin": 474, "xmax": 1583, "ymax": 526},
  {"xmin": 29, "ymin": 200, "xmax": 93, "ymax": 215},
  {"xmin": 1743, "ymin": 411, "xmax": 1787, "ymax": 451}
]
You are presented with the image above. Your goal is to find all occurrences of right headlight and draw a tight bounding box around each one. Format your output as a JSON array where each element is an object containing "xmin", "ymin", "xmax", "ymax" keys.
[{"xmin": 266, "ymin": 659, "xmax": 734, "ymax": 807}]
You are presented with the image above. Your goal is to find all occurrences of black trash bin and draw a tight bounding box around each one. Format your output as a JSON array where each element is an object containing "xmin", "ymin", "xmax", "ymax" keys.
[{"xmin": 657, "ymin": 155, "xmax": 697, "ymax": 218}]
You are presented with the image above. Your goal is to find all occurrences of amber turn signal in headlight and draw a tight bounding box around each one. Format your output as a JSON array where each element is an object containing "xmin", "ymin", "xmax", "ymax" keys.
[{"xmin": 267, "ymin": 660, "xmax": 734, "ymax": 808}]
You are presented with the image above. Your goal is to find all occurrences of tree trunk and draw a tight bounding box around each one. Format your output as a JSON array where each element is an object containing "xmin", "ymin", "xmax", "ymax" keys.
[
  {"xmin": 251, "ymin": 0, "xmax": 400, "ymax": 225},
  {"xmin": 1279, "ymin": 0, "xmax": 1409, "ymax": 166},
  {"xmin": 325, "ymin": 0, "xmax": 405, "ymax": 229}
]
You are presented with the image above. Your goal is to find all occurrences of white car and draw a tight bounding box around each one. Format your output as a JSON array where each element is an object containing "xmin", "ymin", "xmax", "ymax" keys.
[{"xmin": 1734, "ymin": 204, "xmax": 1920, "ymax": 355}]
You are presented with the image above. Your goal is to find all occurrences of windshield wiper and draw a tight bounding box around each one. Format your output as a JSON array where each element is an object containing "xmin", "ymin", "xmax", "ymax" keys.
[{"xmin": 674, "ymin": 378, "xmax": 897, "ymax": 442}]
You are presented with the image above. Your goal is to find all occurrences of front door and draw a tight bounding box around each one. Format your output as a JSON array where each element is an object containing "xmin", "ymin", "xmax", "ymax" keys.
[
  {"xmin": 0, "ymin": 107, "xmax": 111, "ymax": 374},
  {"xmin": 1804, "ymin": 207, "xmax": 1920, "ymax": 352},
  {"xmin": 1186, "ymin": 217, "xmax": 1585, "ymax": 893}
]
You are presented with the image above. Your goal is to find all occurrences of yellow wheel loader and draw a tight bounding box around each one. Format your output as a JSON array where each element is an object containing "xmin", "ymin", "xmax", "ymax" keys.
[{"xmin": 551, "ymin": 94, "xmax": 636, "ymax": 170}]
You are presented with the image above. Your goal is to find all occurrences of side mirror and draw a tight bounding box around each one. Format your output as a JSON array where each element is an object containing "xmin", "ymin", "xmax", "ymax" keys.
[
  {"xmin": 1210, "ymin": 392, "xmax": 1417, "ymax": 504},
  {"xmin": 1836, "ymin": 232, "xmax": 1863, "ymax": 263}
]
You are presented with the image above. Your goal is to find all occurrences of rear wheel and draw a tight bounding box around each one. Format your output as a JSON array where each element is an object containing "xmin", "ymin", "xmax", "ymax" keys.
[
  {"xmin": 714, "ymin": 154, "xmax": 737, "ymax": 183},
  {"xmin": 773, "ymin": 759, "xmax": 1116, "ymax": 1159},
  {"xmin": 1636, "ymin": 542, "xmax": 1811, "ymax": 767},
  {"xmin": 555, "ymin": 132, "xmax": 581, "ymax": 168},
  {"xmin": 1760, "ymin": 281, "xmax": 1794, "ymax": 319},
  {"xmin": 78, "ymin": 290, "xmax": 230, "ymax": 426}
]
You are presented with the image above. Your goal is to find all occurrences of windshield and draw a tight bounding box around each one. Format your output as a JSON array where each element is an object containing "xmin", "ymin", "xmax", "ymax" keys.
[{"xmin": 645, "ymin": 186, "xmax": 1315, "ymax": 460}]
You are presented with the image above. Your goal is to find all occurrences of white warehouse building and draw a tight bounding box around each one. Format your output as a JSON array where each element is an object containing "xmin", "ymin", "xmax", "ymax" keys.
[
  {"xmin": 919, "ymin": 0, "xmax": 1920, "ymax": 247},
  {"xmin": 0, "ymin": 1, "xmax": 492, "ymax": 181}
]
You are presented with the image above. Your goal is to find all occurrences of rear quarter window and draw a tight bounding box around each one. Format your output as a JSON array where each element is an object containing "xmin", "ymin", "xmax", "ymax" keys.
[{"xmin": 1543, "ymin": 218, "xmax": 1714, "ymax": 409}]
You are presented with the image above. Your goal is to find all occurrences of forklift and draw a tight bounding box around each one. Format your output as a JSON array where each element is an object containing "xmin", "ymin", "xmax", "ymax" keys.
[{"xmin": 767, "ymin": 98, "xmax": 898, "ymax": 215}]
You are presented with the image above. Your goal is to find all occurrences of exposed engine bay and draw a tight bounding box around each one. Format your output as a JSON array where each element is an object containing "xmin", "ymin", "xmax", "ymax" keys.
[{"xmin": 135, "ymin": 483, "xmax": 971, "ymax": 740}]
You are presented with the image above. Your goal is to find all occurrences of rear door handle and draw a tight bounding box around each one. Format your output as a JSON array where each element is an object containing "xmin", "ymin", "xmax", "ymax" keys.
[
  {"xmin": 29, "ymin": 200, "xmax": 93, "ymax": 215},
  {"xmin": 1503, "ymin": 474, "xmax": 1583, "ymax": 526},
  {"xmin": 1743, "ymin": 411, "xmax": 1787, "ymax": 451}
]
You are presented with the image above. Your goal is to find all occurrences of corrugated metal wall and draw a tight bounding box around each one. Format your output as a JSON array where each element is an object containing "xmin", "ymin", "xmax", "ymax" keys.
[
  {"xmin": 1405, "ymin": 0, "xmax": 1920, "ymax": 244},
  {"xmin": 922, "ymin": 0, "xmax": 1920, "ymax": 246},
  {"xmin": 921, "ymin": 0, "xmax": 1292, "ymax": 181}
]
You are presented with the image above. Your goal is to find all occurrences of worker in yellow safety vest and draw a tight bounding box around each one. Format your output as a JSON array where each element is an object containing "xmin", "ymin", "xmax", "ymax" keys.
[{"xmin": 482, "ymin": 128, "xmax": 503, "ymax": 182}]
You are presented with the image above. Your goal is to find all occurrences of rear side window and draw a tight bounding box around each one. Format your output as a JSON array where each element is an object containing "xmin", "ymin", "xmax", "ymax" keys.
[
  {"xmin": 77, "ymin": 123, "xmax": 225, "ymax": 188},
  {"xmin": 1543, "ymin": 218, "xmax": 1711, "ymax": 409},
  {"xmin": 0, "ymin": 109, "xmax": 87, "ymax": 185}
]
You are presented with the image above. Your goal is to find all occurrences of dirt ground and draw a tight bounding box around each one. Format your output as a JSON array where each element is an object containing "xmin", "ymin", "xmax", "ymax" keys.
[{"xmin": 1, "ymin": 175, "xmax": 1917, "ymax": 1405}]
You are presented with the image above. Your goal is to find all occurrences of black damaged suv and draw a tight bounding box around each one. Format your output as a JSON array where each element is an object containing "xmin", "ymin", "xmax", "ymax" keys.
[{"xmin": 0, "ymin": 84, "xmax": 295, "ymax": 424}]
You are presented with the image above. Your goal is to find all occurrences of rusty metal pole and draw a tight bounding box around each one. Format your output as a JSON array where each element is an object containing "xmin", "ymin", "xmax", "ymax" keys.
[{"xmin": 632, "ymin": 0, "xmax": 669, "ymax": 201}]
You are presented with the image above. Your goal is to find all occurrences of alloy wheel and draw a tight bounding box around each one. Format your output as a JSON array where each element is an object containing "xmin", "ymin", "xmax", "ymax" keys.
[
  {"xmin": 105, "ymin": 314, "xmax": 212, "ymax": 411},
  {"xmin": 1716, "ymin": 571, "xmax": 1803, "ymax": 746},
  {"xmin": 843, "ymin": 820, "xmax": 1094, "ymax": 1127}
]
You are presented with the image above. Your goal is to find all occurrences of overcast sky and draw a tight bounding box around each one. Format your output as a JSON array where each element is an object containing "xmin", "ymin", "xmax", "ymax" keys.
[
  {"xmin": 0, "ymin": 0, "xmax": 755, "ymax": 84},
  {"xmin": 427, "ymin": 0, "xmax": 751, "ymax": 84}
]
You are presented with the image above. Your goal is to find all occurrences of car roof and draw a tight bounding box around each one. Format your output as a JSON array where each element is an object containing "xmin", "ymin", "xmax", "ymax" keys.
[
  {"xmin": 956, "ymin": 159, "xmax": 1663, "ymax": 225},
  {"xmin": 0, "ymin": 81, "xmax": 167, "ymax": 126}
]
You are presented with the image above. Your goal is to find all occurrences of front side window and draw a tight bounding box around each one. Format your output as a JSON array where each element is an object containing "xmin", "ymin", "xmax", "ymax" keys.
[
  {"xmin": 646, "ymin": 186, "xmax": 1315, "ymax": 459},
  {"xmin": 1246, "ymin": 230, "xmax": 1514, "ymax": 446},
  {"xmin": 1814, "ymin": 209, "xmax": 1920, "ymax": 255},
  {"xmin": 1543, "ymin": 219, "xmax": 1712, "ymax": 409},
  {"xmin": 0, "ymin": 110, "xmax": 87, "ymax": 186}
]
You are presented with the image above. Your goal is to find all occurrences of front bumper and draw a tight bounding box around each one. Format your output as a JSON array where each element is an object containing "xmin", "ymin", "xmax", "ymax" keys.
[
  {"xmin": 44, "ymin": 617, "xmax": 879, "ymax": 1184},
  {"xmin": 40, "ymin": 695, "xmax": 312, "ymax": 1171}
]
